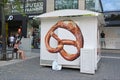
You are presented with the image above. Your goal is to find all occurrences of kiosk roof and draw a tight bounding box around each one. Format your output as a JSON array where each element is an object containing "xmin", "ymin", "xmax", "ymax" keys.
[{"xmin": 35, "ymin": 9, "xmax": 102, "ymax": 18}]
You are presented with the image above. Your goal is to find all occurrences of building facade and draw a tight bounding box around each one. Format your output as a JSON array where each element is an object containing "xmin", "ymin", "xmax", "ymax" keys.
[
  {"xmin": 0, "ymin": 0, "xmax": 101, "ymax": 37},
  {"xmin": 0, "ymin": 0, "xmax": 46, "ymax": 37},
  {"xmin": 0, "ymin": 0, "xmax": 120, "ymax": 49},
  {"xmin": 45, "ymin": 0, "xmax": 120, "ymax": 49}
]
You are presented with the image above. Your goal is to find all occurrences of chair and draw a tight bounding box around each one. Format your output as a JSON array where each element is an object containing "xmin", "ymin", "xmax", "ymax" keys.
[
  {"xmin": 12, "ymin": 49, "xmax": 19, "ymax": 59},
  {"xmin": 6, "ymin": 48, "xmax": 19, "ymax": 59}
]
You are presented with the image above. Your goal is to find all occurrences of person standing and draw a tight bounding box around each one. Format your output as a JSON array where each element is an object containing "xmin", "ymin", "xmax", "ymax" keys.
[{"xmin": 100, "ymin": 31, "xmax": 106, "ymax": 48}]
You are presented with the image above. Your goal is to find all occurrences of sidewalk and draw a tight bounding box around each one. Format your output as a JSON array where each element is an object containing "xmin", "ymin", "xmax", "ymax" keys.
[
  {"xmin": 0, "ymin": 52, "xmax": 120, "ymax": 80},
  {"xmin": 101, "ymin": 48, "xmax": 120, "ymax": 53},
  {"xmin": 0, "ymin": 49, "xmax": 120, "ymax": 67},
  {"xmin": 0, "ymin": 49, "xmax": 40, "ymax": 67},
  {"xmin": 0, "ymin": 49, "xmax": 120, "ymax": 80}
]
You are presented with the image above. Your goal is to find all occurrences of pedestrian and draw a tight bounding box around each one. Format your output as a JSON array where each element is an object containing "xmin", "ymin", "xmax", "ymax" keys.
[
  {"xmin": 100, "ymin": 31, "xmax": 106, "ymax": 48},
  {"xmin": 13, "ymin": 40, "xmax": 26, "ymax": 60}
]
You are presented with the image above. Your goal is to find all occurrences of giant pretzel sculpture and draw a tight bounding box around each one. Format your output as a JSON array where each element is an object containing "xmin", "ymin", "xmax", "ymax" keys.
[{"xmin": 45, "ymin": 20, "xmax": 84, "ymax": 61}]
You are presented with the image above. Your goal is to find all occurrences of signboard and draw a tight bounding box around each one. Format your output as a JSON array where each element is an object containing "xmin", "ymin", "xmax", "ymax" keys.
[
  {"xmin": 11, "ymin": 0, "xmax": 45, "ymax": 14},
  {"xmin": 25, "ymin": 1, "xmax": 44, "ymax": 14}
]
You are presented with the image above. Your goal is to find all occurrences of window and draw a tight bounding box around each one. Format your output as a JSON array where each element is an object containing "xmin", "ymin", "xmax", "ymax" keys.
[
  {"xmin": 100, "ymin": 0, "xmax": 120, "ymax": 12},
  {"xmin": 100, "ymin": 0, "xmax": 120, "ymax": 26},
  {"xmin": 55, "ymin": 0, "xmax": 78, "ymax": 10},
  {"xmin": 85, "ymin": 0, "xmax": 101, "ymax": 12}
]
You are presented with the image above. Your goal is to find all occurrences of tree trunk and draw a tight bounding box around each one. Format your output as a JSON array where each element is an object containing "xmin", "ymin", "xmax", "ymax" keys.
[{"xmin": 0, "ymin": 0, "xmax": 7, "ymax": 60}]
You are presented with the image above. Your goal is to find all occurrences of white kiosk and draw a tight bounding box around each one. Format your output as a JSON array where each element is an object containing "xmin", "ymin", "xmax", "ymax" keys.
[{"xmin": 35, "ymin": 9, "xmax": 105, "ymax": 74}]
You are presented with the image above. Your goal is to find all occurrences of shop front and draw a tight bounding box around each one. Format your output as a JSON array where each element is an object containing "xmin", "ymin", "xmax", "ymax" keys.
[
  {"xmin": 6, "ymin": 15, "xmax": 27, "ymax": 38},
  {"xmin": 0, "ymin": 0, "xmax": 46, "ymax": 49}
]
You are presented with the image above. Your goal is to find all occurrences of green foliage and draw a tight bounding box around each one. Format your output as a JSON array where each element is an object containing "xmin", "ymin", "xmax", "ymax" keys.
[
  {"xmin": 0, "ymin": 0, "xmax": 4, "ymax": 5},
  {"xmin": 31, "ymin": 19, "xmax": 40, "ymax": 28},
  {"xmin": 0, "ymin": 0, "xmax": 9, "ymax": 6},
  {"xmin": 13, "ymin": 0, "xmax": 26, "ymax": 16},
  {"xmin": 4, "ymin": 0, "xmax": 8, "ymax": 3},
  {"xmin": 0, "ymin": 0, "xmax": 26, "ymax": 16}
]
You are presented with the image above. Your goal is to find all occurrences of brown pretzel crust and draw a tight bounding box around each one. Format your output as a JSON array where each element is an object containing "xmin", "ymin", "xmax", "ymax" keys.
[{"xmin": 45, "ymin": 20, "xmax": 84, "ymax": 61}]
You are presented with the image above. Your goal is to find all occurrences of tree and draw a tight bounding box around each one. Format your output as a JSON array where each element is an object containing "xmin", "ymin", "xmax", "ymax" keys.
[
  {"xmin": 31, "ymin": 19, "xmax": 40, "ymax": 28},
  {"xmin": 0, "ymin": 0, "xmax": 23, "ymax": 60},
  {"xmin": 0, "ymin": 0, "xmax": 7, "ymax": 60}
]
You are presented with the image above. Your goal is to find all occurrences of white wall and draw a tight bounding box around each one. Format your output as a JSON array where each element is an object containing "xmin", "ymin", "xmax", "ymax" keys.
[
  {"xmin": 103, "ymin": 27, "xmax": 120, "ymax": 49},
  {"xmin": 40, "ymin": 16, "xmax": 99, "ymax": 65},
  {"xmin": 104, "ymin": 27, "xmax": 120, "ymax": 38}
]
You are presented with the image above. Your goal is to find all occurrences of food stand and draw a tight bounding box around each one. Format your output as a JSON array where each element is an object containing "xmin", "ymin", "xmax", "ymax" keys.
[{"xmin": 35, "ymin": 9, "xmax": 105, "ymax": 74}]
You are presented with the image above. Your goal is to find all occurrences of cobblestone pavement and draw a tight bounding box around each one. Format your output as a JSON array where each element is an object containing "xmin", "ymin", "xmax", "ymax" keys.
[
  {"xmin": 0, "ymin": 49, "xmax": 40, "ymax": 67},
  {"xmin": 0, "ymin": 49, "xmax": 120, "ymax": 80}
]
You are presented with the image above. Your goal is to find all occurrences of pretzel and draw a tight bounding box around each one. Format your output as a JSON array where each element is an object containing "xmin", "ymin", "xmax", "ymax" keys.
[{"xmin": 45, "ymin": 20, "xmax": 84, "ymax": 61}]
